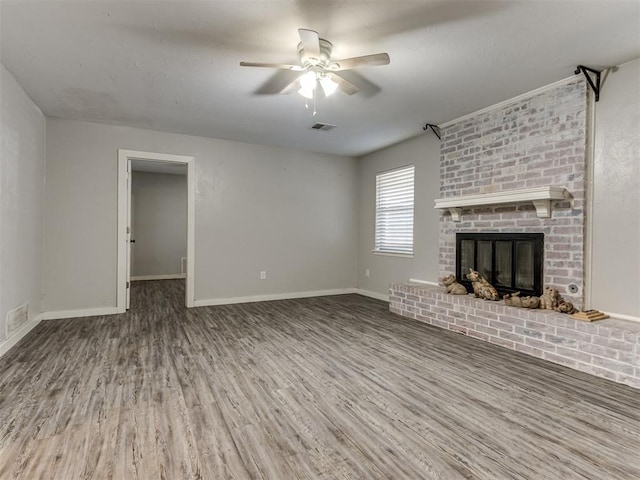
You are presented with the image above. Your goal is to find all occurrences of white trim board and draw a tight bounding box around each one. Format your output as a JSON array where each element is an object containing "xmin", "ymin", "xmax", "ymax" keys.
[
  {"xmin": 0, "ymin": 314, "xmax": 43, "ymax": 358},
  {"xmin": 354, "ymin": 289, "xmax": 389, "ymax": 302},
  {"xmin": 601, "ymin": 311, "xmax": 640, "ymax": 324},
  {"xmin": 194, "ymin": 289, "xmax": 357, "ymax": 307},
  {"xmin": 117, "ymin": 149, "xmax": 196, "ymax": 309},
  {"xmin": 409, "ymin": 278, "xmax": 439, "ymax": 286},
  {"xmin": 131, "ymin": 274, "xmax": 186, "ymax": 281},
  {"xmin": 584, "ymin": 91, "xmax": 596, "ymax": 310},
  {"xmin": 42, "ymin": 307, "xmax": 124, "ymax": 321},
  {"xmin": 439, "ymin": 76, "xmax": 577, "ymax": 128}
]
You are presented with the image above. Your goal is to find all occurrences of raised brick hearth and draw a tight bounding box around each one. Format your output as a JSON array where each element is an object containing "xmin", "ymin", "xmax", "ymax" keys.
[{"xmin": 390, "ymin": 282, "xmax": 640, "ymax": 389}]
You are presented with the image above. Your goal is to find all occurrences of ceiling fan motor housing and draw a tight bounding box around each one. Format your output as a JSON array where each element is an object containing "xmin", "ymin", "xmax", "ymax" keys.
[{"xmin": 298, "ymin": 38, "xmax": 333, "ymax": 68}]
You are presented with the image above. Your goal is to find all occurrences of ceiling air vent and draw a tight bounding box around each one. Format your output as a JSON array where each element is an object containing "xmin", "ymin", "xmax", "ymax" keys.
[{"xmin": 310, "ymin": 123, "xmax": 336, "ymax": 131}]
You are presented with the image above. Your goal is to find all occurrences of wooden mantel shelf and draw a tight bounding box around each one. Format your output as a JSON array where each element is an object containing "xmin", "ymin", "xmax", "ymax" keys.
[{"xmin": 434, "ymin": 186, "xmax": 568, "ymax": 221}]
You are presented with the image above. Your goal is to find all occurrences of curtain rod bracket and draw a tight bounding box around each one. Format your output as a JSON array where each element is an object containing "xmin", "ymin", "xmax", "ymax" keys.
[
  {"xmin": 574, "ymin": 65, "xmax": 602, "ymax": 101},
  {"xmin": 423, "ymin": 123, "xmax": 441, "ymax": 140}
]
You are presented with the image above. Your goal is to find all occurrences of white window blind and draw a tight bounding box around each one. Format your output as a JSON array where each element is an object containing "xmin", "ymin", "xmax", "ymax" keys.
[{"xmin": 375, "ymin": 165, "xmax": 415, "ymax": 255}]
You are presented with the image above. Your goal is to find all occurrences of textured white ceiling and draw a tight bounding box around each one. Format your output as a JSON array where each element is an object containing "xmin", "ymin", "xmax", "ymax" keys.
[{"xmin": 1, "ymin": 1, "xmax": 639, "ymax": 157}]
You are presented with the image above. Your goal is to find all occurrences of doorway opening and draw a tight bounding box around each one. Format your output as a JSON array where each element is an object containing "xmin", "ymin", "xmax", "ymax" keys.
[{"xmin": 117, "ymin": 150, "xmax": 195, "ymax": 310}]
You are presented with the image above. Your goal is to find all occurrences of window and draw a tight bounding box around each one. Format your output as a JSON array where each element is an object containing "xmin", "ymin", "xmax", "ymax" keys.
[{"xmin": 374, "ymin": 165, "xmax": 415, "ymax": 255}]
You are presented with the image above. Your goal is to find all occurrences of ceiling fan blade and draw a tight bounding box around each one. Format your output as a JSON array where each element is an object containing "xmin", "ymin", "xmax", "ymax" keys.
[
  {"xmin": 327, "ymin": 72, "xmax": 360, "ymax": 96},
  {"xmin": 329, "ymin": 53, "xmax": 390, "ymax": 71},
  {"xmin": 279, "ymin": 75, "xmax": 304, "ymax": 95},
  {"xmin": 298, "ymin": 28, "xmax": 321, "ymax": 59},
  {"xmin": 254, "ymin": 71, "xmax": 304, "ymax": 95},
  {"xmin": 333, "ymin": 70, "xmax": 381, "ymax": 97},
  {"xmin": 240, "ymin": 61, "xmax": 304, "ymax": 71}
]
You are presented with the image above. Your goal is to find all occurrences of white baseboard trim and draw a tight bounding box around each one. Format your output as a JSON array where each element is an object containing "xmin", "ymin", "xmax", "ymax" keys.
[
  {"xmin": 42, "ymin": 306, "xmax": 124, "ymax": 321},
  {"xmin": 0, "ymin": 313, "xmax": 43, "ymax": 358},
  {"xmin": 409, "ymin": 278, "xmax": 439, "ymax": 286},
  {"xmin": 131, "ymin": 274, "xmax": 186, "ymax": 281},
  {"xmin": 194, "ymin": 288, "xmax": 356, "ymax": 307},
  {"xmin": 601, "ymin": 311, "xmax": 640, "ymax": 324},
  {"xmin": 354, "ymin": 289, "xmax": 389, "ymax": 302}
]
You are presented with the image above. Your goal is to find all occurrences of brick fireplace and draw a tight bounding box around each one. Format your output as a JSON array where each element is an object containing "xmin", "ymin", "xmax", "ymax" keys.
[
  {"xmin": 389, "ymin": 78, "xmax": 640, "ymax": 389},
  {"xmin": 438, "ymin": 78, "xmax": 587, "ymax": 308}
]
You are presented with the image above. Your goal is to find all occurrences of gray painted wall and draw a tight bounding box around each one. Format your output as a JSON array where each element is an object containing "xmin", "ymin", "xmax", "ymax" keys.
[
  {"xmin": 5, "ymin": 59, "xmax": 637, "ymax": 322},
  {"xmin": 356, "ymin": 134, "xmax": 441, "ymax": 297},
  {"xmin": 43, "ymin": 118, "xmax": 358, "ymax": 311},
  {"xmin": 0, "ymin": 64, "xmax": 46, "ymax": 344},
  {"xmin": 591, "ymin": 59, "xmax": 640, "ymax": 318},
  {"xmin": 131, "ymin": 171, "xmax": 187, "ymax": 277}
]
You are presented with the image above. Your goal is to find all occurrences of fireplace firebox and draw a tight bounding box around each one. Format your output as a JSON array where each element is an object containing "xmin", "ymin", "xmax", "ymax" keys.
[{"xmin": 456, "ymin": 233, "xmax": 543, "ymax": 297}]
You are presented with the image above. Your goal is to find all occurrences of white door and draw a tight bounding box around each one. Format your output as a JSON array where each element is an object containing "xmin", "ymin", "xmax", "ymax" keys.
[{"xmin": 126, "ymin": 160, "xmax": 132, "ymax": 309}]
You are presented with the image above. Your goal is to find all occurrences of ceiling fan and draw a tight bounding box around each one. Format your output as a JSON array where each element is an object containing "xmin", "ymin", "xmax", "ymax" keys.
[{"xmin": 240, "ymin": 29, "xmax": 390, "ymax": 107}]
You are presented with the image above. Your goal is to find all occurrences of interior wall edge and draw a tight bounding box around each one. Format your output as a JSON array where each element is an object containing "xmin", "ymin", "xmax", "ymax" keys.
[{"xmin": 0, "ymin": 62, "xmax": 46, "ymax": 346}]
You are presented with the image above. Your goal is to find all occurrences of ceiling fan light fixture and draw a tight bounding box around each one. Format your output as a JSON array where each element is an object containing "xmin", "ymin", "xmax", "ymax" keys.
[
  {"xmin": 319, "ymin": 75, "xmax": 338, "ymax": 96},
  {"xmin": 298, "ymin": 86, "xmax": 314, "ymax": 99},
  {"xmin": 299, "ymin": 71, "xmax": 317, "ymax": 90}
]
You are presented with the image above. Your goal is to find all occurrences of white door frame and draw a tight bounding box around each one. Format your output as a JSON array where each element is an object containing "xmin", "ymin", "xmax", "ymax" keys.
[
  {"xmin": 117, "ymin": 149, "xmax": 195, "ymax": 309},
  {"xmin": 126, "ymin": 158, "xmax": 133, "ymax": 309}
]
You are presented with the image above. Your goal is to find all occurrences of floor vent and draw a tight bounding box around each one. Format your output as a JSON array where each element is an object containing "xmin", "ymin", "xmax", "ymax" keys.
[
  {"xmin": 310, "ymin": 123, "xmax": 336, "ymax": 131},
  {"xmin": 6, "ymin": 302, "xmax": 28, "ymax": 339}
]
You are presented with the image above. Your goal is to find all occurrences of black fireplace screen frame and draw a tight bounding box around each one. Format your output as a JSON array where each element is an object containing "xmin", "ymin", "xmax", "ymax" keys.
[{"xmin": 456, "ymin": 233, "xmax": 544, "ymax": 297}]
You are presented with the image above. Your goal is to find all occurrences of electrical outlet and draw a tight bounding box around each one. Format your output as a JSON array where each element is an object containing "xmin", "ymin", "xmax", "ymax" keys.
[
  {"xmin": 260, "ymin": 271, "xmax": 266, "ymax": 280},
  {"xmin": 365, "ymin": 268, "xmax": 370, "ymax": 277}
]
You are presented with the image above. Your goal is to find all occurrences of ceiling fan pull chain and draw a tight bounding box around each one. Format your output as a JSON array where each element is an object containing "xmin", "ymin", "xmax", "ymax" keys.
[{"xmin": 313, "ymin": 83, "xmax": 317, "ymax": 116}]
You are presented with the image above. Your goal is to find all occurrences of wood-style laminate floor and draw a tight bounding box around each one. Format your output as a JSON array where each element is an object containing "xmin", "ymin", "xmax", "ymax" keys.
[{"xmin": 1, "ymin": 280, "xmax": 639, "ymax": 479}]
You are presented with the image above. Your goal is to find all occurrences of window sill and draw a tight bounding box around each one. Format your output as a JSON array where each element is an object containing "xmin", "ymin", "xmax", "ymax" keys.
[{"xmin": 372, "ymin": 250, "xmax": 414, "ymax": 258}]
